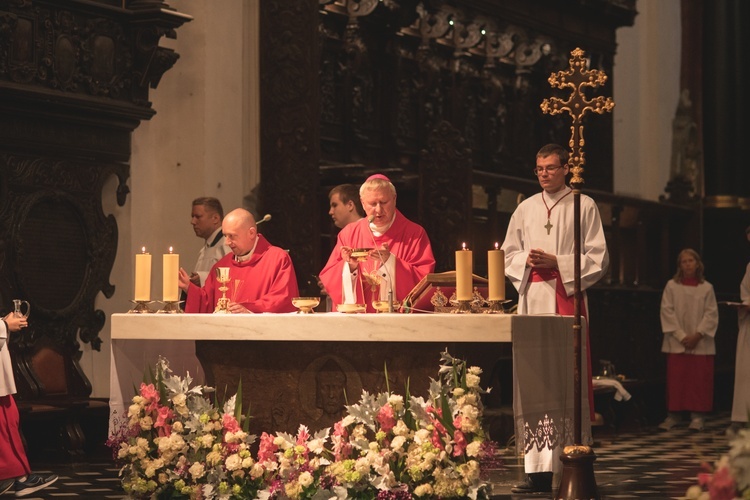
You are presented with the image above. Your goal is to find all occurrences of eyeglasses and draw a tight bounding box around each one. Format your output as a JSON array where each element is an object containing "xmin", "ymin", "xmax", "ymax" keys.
[{"xmin": 533, "ymin": 165, "xmax": 564, "ymax": 176}]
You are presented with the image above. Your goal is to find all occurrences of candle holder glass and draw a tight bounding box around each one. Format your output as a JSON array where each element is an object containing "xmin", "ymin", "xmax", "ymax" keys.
[
  {"xmin": 157, "ymin": 301, "xmax": 184, "ymax": 314},
  {"xmin": 214, "ymin": 267, "xmax": 231, "ymax": 314},
  {"xmin": 128, "ymin": 300, "xmax": 155, "ymax": 314}
]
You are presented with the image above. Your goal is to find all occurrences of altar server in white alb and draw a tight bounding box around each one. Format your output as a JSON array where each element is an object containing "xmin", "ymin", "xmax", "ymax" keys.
[
  {"xmin": 501, "ymin": 143, "xmax": 609, "ymax": 494},
  {"xmin": 659, "ymin": 248, "xmax": 718, "ymax": 432}
]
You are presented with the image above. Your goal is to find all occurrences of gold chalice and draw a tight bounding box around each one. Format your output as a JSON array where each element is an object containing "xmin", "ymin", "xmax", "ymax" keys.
[
  {"xmin": 292, "ymin": 297, "xmax": 320, "ymax": 314},
  {"xmin": 214, "ymin": 267, "xmax": 231, "ymax": 314}
]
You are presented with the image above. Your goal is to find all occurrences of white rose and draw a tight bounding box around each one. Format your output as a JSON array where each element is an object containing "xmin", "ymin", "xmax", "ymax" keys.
[
  {"xmin": 225, "ymin": 454, "xmax": 242, "ymax": 471},
  {"xmin": 188, "ymin": 462, "xmax": 205, "ymax": 479},
  {"xmin": 465, "ymin": 441, "xmax": 482, "ymax": 457},
  {"xmin": 465, "ymin": 373, "xmax": 481, "ymax": 389},
  {"xmin": 391, "ymin": 435, "xmax": 407, "ymax": 451},
  {"xmin": 388, "ymin": 395, "xmax": 404, "ymax": 411},
  {"xmin": 298, "ymin": 471, "xmax": 314, "ymax": 488}
]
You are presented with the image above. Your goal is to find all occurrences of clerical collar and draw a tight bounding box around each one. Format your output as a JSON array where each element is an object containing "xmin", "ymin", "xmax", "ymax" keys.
[
  {"xmin": 369, "ymin": 214, "xmax": 395, "ymax": 237},
  {"xmin": 206, "ymin": 227, "xmax": 224, "ymax": 248},
  {"xmin": 544, "ymin": 186, "xmax": 572, "ymax": 201},
  {"xmin": 234, "ymin": 237, "xmax": 259, "ymax": 263}
]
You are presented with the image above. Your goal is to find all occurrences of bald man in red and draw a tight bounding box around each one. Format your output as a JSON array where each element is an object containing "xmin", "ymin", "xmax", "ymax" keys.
[{"xmin": 179, "ymin": 208, "xmax": 299, "ymax": 313}]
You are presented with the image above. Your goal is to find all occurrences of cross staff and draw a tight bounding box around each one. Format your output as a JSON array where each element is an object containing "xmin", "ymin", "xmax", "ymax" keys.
[
  {"xmin": 541, "ymin": 47, "xmax": 614, "ymax": 186},
  {"xmin": 540, "ymin": 47, "xmax": 613, "ymax": 500}
]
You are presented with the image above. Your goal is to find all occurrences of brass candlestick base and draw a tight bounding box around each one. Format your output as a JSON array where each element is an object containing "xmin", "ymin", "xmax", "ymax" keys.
[
  {"xmin": 128, "ymin": 300, "xmax": 155, "ymax": 314},
  {"xmin": 451, "ymin": 299, "xmax": 473, "ymax": 314},
  {"xmin": 157, "ymin": 301, "xmax": 184, "ymax": 314},
  {"xmin": 485, "ymin": 299, "xmax": 509, "ymax": 314}
]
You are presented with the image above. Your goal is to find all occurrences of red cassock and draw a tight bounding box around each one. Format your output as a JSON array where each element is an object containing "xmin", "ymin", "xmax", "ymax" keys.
[
  {"xmin": 185, "ymin": 234, "xmax": 299, "ymax": 314},
  {"xmin": 319, "ymin": 210, "xmax": 435, "ymax": 312}
]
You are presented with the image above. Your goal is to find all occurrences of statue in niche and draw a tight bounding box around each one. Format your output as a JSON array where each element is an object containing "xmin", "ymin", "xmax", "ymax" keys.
[{"xmin": 666, "ymin": 89, "xmax": 702, "ymax": 202}]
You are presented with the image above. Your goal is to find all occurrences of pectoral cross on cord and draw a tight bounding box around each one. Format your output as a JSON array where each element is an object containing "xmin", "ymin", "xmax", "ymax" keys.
[{"xmin": 541, "ymin": 189, "xmax": 572, "ymax": 235}]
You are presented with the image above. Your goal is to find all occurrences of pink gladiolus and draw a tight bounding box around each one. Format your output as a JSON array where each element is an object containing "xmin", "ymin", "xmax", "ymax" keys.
[
  {"xmin": 154, "ymin": 405, "xmax": 174, "ymax": 437},
  {"xmin": 453, "ymin": 429, "xmax": 467, "ymax": 457},
  {"xmin": 139, "ymin": 383, "xmax": 160, "ymax": 412},
  {"xmin": 223, "ymin": 413, "xmax": 241, "ymax": 433},
  {"xmin": 296, "ymin": 425, "xmax": 310, "ymax": 445},
  {"xmin": 377, "ymin": 404, "xmax": 396, "ymax": 433},
  {"xmin": 257, "ymin": 432, "xmax": 278, "ymax": 463}
]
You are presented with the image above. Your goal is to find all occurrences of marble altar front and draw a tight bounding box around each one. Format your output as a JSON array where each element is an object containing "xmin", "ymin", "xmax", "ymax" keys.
[{"xmin": 109, "ymin": 313, "xmax": 576, "ymax": 440}]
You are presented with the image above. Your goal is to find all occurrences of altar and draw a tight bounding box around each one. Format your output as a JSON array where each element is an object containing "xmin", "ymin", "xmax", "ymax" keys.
[{"xmin": 109, "ymin": 313, "xmax": 585, "ymax": 447}]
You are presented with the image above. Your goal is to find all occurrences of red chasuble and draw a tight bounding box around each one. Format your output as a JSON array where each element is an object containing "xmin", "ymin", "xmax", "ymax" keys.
[
  {"xmin": 185, "ymin": 234, "xmax": 299, "ymax": 313},
  {"xmin": 319, "ymin": 210, "xmax": 435, "ymax": 312}
]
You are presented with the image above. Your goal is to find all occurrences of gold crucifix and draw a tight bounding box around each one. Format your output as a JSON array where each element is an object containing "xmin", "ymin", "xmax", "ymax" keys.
[
  {"xmin": 544, "ymin": 219, "xmax": 553, "ymax": 235},
  {"xmin": 540, "ymin": 47, "xmax": 615, "ymax": 186}
]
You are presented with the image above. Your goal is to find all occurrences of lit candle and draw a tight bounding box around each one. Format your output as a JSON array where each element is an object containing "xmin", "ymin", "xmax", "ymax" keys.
[
  {"xmin": 134, "ymin": 247, "xmax": 151, "ymax": 301},
  {"xmin": 455, "ymin": 243, "xmax": 473, "ymax": 301},
  {"xmin": 163, "ymin": 247, "xmax": 180, "ymax": 302},
  {"xmin": 488, "ymin": 242, "xmax": 505, "ymax": 300}
]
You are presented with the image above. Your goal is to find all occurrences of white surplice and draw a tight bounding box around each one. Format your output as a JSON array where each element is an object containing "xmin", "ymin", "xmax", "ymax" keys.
[{"xmin": 502, "ymin": 188, "xmax": 609, "ymax": 314}]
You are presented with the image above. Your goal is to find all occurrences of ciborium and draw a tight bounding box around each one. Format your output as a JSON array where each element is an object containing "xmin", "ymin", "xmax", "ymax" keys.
[{"xmin": 214, "ymin": 267, "xmax": 231, "ymax": 314}]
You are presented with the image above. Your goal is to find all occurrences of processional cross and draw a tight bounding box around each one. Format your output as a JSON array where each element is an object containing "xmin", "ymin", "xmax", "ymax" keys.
[{"xmin": 540, "ymin": 47, "xmax": 613, "ymax": 500}]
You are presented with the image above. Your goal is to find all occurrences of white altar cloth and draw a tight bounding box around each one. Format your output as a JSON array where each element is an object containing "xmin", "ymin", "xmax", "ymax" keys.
[{"xmin": 109, "ymin": 312, "xmax": 588, "ymax": 471}]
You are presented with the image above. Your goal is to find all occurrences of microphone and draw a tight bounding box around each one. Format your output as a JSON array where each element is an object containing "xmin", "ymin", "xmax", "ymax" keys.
[
  {"xmin": 367, "ymin": 215, "xmax": 395, "ymax": 312},
  {"xmin": 256, "ymin": 214, "xmax": 272, "ymax": 225}
]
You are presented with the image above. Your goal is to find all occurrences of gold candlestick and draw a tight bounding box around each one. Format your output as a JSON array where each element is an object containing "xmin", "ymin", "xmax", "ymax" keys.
[
  {"xmin": 128, "ymin": 300, "xmax": 155, "ymax": 314},
  {"xmin": 214, "ymin": 267, "xmax": 231, "ymax": 314}
]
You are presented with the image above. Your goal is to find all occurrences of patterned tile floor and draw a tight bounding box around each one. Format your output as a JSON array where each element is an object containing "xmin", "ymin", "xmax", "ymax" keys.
[{"xmin": 10, "ymin": 412, "xmax": 734, "ymax": 499}]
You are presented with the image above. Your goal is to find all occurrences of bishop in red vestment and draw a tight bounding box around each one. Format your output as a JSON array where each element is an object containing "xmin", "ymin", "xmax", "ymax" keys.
[
  {"xmin": 179, "ymin": 209, "xmax": 299, "ymax": 313},
  {"xmin": 319, "ymin": 174, "xmax": 435, "ymax": 312}
]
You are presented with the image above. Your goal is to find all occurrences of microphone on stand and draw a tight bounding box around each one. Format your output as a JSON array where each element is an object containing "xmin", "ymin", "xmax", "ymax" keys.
[
  {"xmin": 256, "ymin": 214, "xmax": 272, "ymax": 225},
  {"xmin": 367, "ymin": 215, "xmax": 395, "ymax": 313}
]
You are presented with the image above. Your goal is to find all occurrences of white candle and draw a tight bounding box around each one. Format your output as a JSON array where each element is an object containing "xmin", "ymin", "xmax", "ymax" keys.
[
  {"xmin": 134, "ymin": 247, "xmax": 151, "ymax": 301},
  {"xmin": 488, "ymin": 243, "xmax": 505, "ymax": 300},
  {"xmin": 163, "ymin": 247, "xmax": 180, "ymax": 302},
  {"xmin": 455, "ymin": 243, "xmax": 473, "ymax": 301}
]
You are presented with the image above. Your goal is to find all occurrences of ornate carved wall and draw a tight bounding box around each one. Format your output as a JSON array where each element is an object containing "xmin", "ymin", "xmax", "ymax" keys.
[{"xmin": 0, "ymin": 0, "xmax": 189, "ymax": 403}]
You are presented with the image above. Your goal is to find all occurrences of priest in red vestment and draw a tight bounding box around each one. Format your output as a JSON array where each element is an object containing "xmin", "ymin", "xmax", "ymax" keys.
[
  {"xmin": 178, "ymin": 208, "xmax": 299, "ymax": 313},
  {"xmin": 319, "ymin": 174, "xmax": 435, "ymax": 313}
]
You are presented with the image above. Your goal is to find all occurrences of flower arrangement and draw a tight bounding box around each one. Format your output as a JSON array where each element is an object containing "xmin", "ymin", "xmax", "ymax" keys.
[
  {"xmin": 109, "ymin": 351, "xmax": 497, "ymax": 499},
  {"xmin": 686, "ymin": 426, "xmax": 750, "ymax": 500}
]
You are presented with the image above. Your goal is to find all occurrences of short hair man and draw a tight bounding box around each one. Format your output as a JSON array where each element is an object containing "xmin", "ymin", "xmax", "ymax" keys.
[
  {"xmin": 501, "ymin": 143, "xmax": 609, "ymax": 494},
  {"xmin": 328, "ymin": 184, "xmax": 365, "ymax": 229},
  {"xmin": 190, "ymin": 197, "xmax": 230, "ymax": 287},
  {"xmin": 318, "ymin": 174, "xmax": 435, "ymax": 313},
  {"xmin": 178, "ymin": 208, "xmax": 299, "ymax": 313}
]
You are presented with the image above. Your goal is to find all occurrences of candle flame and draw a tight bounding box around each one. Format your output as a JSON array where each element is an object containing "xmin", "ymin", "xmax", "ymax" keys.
[
  {"xmin": 462, "ymin": 242, "xmax": 467, "ymax": 250},
  {"xmin": 169, "ymin": 246, "xmax": 173, "ymax": 253},
  {"xmin": 141, "ymin": 246, "xmax": 146, "ymax": 253},
  {"xmin": 494, "ymin": 242, "xmax": 499, "ymax": 250}
]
